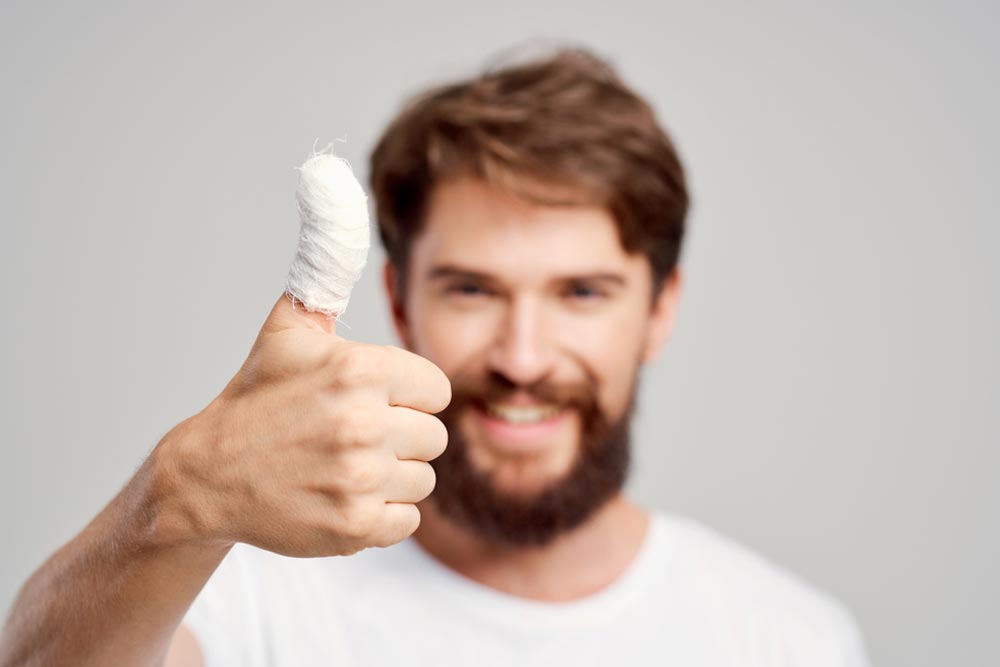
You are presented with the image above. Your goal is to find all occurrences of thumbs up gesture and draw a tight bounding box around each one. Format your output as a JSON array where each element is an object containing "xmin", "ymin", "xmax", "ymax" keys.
[{"xmin": 161, "ymin": 152, "xmax": 451, "ymax": 558}]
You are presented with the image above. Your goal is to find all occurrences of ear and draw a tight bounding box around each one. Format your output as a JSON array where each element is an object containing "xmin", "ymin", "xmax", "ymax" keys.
[
  {"xmin": 383, "ymin": 261, "xmax": 412, "ymax": 348},
  {"xmin": 642, "ymin": 268, "xmax": 683, "ymax": 364}
]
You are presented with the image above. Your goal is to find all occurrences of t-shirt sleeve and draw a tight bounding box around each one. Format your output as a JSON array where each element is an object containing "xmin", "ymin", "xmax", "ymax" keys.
[
  {"xmin": 834, "ymin": 607, "xmax": 872, "ymax": 667},
  {"xmin": 787, "ymin": 597, "xmax": 873, "ymax": 667},
  {"xmin": 181, "ymin": 544, "xmax": 264, "ymax": 667}
]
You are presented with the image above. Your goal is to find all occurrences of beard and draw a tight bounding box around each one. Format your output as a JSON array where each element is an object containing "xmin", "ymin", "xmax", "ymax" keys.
[{"xmin": 429, "ymin": 368, "xmax": 636, "ymax": 549}]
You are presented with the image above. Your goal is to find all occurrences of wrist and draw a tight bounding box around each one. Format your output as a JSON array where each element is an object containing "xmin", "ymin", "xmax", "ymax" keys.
[{"xmin": 141, "ymin": 414, "xmax": 234, "ymax": 552}]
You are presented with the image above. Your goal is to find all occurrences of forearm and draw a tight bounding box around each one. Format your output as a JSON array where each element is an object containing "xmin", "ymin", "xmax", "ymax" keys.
[{"xmin": 0, "ymin": 425, "xmax": 231, "ymax": 667}]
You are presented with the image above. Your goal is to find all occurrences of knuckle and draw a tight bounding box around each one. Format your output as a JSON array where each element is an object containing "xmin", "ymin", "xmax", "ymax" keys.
[
  {"xmin": 332, "ymin": 516, "xmax": 366, "ymax": 543},
  {"xmin": 345, "ymin": 455, "xmax": 385, "ymax": 493},
  {"xmin": 330, "ymin": 344, "xmax": 387, "ymax": 389},
  {"xmin": 343, "ymin": 499, "xmax": 381, "ymax": 539},
  {"xmin": 331, "ymin": 405, "xmax": 385, "ymax": 450}
]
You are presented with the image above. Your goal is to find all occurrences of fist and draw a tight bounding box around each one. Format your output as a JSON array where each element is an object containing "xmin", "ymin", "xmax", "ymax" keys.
[{"xmin": 161, "ymin": 293, "xmax": 451, "ymax": 557}]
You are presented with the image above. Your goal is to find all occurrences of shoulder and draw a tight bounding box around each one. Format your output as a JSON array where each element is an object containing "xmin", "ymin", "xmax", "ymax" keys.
[
  {"xmin": 656, "ymin": 513, "xmax": 850, "ymax": 621},
  {"xmin": 652, "ymin": 512, "xmax": 869, "ymax": 665}
]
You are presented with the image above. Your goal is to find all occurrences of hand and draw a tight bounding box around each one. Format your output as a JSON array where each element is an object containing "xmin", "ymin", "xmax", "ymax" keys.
[{"xmin": 158, "ymin": 293, "xmax": 451, "ymax": 557}]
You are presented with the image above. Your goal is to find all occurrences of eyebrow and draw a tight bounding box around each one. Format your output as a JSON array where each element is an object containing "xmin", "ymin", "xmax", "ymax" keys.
[{"xmin": 427, "ymin": 263, "xmax": 627, "ymax": 287}]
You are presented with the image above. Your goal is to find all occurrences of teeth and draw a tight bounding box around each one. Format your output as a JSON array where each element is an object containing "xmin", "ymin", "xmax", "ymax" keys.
[{"xmin": 486, "ymin": 403, "xmax": 562, "ymax": 424}]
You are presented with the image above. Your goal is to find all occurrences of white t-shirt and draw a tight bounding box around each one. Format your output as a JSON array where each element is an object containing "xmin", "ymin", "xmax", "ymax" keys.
[{"xmin": 182, "ymin": 512, "xmax": 869, "ymax": 666}]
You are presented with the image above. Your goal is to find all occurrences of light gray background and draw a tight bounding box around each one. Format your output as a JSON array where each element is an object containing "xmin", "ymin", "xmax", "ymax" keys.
[{"xmin": 1, "ymin": 1, "xmax": 996, "ymax": 665}]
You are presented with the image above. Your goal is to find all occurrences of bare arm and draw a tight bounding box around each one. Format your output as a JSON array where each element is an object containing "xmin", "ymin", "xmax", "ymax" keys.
[
  {"xmin": 0, "ymin": 420, "xmax": 227, "ymax": 667},
  {"xmin": 0, "ymin": 295, "xmax": 449, "ymax": 667},
  {"xmin": 3, "ymin": 154, "xmax": 449, "ymax": 666}
]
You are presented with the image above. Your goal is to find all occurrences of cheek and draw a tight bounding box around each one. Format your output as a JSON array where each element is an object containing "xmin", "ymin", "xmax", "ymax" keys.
[
  {"xmin": 551, "ymin": 310, "xmax": 646, "ymax": 416},
  {"xmin": 409, "ymin": 297, "xmax": 499, "ymax": 372}
]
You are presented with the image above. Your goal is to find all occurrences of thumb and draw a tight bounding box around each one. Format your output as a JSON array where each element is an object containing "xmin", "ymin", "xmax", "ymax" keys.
[
  {"xmin": 263, "ymin": 150, "xmax": 370, "ymax": 337},
  {"xmin": 261, "ymin": 291, "xmax": 339, "ymax": 336}
]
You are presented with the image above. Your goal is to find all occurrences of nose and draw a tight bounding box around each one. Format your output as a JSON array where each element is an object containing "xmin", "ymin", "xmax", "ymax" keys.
[{"xmin": 486, "ymin": 294, "xmax": 555, "ymax": 387}]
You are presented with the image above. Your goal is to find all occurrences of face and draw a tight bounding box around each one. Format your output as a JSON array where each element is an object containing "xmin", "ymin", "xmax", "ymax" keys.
[{"xmin": 386, "ymin": 177, "xmax": 680, "ymax": 545}]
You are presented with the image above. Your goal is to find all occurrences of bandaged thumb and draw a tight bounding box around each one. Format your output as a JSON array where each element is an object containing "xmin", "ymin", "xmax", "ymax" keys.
[{"xmin": 279, "ymin": 150, "xmax": 370, "ymax": 334}]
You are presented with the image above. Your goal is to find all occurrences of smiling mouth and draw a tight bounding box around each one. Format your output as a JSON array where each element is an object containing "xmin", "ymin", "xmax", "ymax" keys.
[{"xmin": 483, "ymin": 402, "xmax": 565, "ymax": 424}]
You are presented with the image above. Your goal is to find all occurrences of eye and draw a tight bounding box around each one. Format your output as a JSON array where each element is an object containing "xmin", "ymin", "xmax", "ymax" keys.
[
  {"xmin": 563, "ymin": 282, "xmax": 607, "ymax": 300},
  {"xmin": 446, "ymin": 282, "xmax": 490, "ymax": 297}
]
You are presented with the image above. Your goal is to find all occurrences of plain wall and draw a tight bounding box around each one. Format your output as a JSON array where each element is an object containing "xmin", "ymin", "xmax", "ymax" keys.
[{"xmin": 1, "ymin": 1, "xmax": 997, "ymax": 665}]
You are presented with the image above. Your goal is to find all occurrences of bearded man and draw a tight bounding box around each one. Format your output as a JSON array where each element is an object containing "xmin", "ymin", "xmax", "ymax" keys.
[{"xmin": 0, "ymin": 48, "xmax": 869, "ymax": 667}]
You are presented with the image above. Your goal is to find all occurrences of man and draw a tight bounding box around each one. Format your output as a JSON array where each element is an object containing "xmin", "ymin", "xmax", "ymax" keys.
[{"xmin": 0, "ymin": 49, "xmax": 869, "ymax": 666}]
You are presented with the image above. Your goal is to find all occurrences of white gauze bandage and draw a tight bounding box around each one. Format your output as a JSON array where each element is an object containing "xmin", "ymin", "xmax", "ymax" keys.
[{"xmin": 284, "ymin": 151, "xmax": 371, "ymax": 318}]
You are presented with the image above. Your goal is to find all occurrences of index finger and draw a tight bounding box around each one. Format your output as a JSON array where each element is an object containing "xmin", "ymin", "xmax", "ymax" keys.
[{"xmin": 384, "ymin": 346, "xmax": 452, "ymax": 414}]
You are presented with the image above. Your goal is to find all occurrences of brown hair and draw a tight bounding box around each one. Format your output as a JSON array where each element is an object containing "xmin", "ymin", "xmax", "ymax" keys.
[{"xmin": 369, "ymin": 47, "xmax": 689, "ymax": 296}]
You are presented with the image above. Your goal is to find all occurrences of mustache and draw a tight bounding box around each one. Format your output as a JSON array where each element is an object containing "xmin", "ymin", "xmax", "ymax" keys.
[{"xmin": 444, "ymin": 370, "xmax": 600, "ymax": 415}]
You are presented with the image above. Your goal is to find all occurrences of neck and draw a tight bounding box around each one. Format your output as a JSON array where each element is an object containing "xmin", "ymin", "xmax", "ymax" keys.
[{"xmin": 412, "ymin": 493, "xmax": 650, "ymax": 602}]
